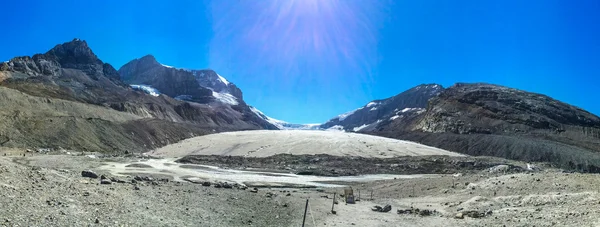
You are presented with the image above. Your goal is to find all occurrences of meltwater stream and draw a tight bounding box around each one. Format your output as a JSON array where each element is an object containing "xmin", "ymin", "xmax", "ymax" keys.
[{"xmin": 99, "ymin": 158, "xmax": 439, "ymax": 188}]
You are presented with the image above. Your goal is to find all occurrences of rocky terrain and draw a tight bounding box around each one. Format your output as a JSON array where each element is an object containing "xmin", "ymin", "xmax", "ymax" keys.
[
  {"xmin": 0, "ymin": 39, "xmax": 277, "ymax": 153},
  {"xmin": 326, "ymin": 83, "xmax": 600, "ymax": 173},
  {"xmin": 1, "ymin": 140, "xmax": 598, "ymax": 227}
]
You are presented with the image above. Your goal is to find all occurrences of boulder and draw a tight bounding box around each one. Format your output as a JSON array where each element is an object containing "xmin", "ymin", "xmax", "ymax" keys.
[
  {"xmin": 455, "ymin": 213, "xmax": 464, "ymax": 219},
  {"xmin": 81, "ymin": 170, "xmax": 98, "ymax": 179}
]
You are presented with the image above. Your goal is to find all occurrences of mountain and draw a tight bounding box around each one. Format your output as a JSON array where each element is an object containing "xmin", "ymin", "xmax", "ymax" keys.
[
  {"xmin": 0, "ymin": 39, "xmax": 276, "ymax": 153},
  {"xmin": 320, "ymin": 84, "xmax": 444, "ymax": 131},
  {"xmin": 117, "ymin": 55, "xmax": 278, "ymax": 130},
  {"xmin": 355, "ymin": 83, "xmax": 600, "ymax": 172},
  {"xmin": 248, "ymin": 106, "xmax": 320, "ymax": 130}
]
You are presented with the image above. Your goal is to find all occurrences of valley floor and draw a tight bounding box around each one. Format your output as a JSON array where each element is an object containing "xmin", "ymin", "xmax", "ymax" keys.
[{"xmin": 2, "ymin": 147, "xmax": 600, "ymax": 226}]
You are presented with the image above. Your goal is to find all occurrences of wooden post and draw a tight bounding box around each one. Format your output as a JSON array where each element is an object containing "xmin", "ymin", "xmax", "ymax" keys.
[
  {"xmin": 370, "ymin": 190, "xmax": 373, "ymax": 201},
  {"xmin": 331, "ymin": 193, "xmax": 336, "ymax": 214},
  {"xmin": 302, "ymin": 199, "xmax": 309, "ymax": 227},
  {"xmin": 357, "ymin": 189, "xmax": 361, "ymax": 201}
]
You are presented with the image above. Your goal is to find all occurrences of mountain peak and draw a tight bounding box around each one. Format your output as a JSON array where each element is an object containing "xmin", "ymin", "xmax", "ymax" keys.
[{"xmin": 44, "ymin": 38, "xmax": 101, "ymax": 66}]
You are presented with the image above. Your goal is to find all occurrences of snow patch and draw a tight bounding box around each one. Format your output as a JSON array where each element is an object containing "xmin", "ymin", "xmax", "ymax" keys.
[
  {"xmin": 326, "ymin": 125, "xmax": 345, "ymax": 131},
  {"xmin": 390, "ymin": 115, "xmax": 400, "ymax": 120},
  {"xmin": 366, "ymin": 102, "xmax": 378, "ymax": 108},
  {"xmin": 130, "ymin": 84, "xmax": 160, "ymax": 97},
  {"xmin": 353, "ymin": 124, "xmax": 369, "ymax": 132},
  {"xmin": 370, "ymin": 107, "xmax": 378, "ymax": 111},
  {"xmin": 217, "ymin": 74, "xmax": 230, "ymax": 85},
  {"xmin": 161, "ymin": 64, "xmax": 174, "ymax": 68},
  {"xmin": 401, "ymin": 107, "xmax": 424, "ymax": 113},
  {"xmin": 212, "ymin": 91, "xmax": 239, "ymax": 105}
]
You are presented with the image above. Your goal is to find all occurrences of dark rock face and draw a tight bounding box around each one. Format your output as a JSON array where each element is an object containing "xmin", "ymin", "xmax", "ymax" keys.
[
  {"xmin": 0, "ymin": 39, "xmax": 277, "ymax": 153},
  {"xmin": 366, "ymin": 83, "xmax": 600, "ymax": 173},
  {"xmin": 118, "ymin": 55, "xmax": 213, "ymax": 103},
  {"xmin": 415, "ymin": 83, "xmax": 600, "ymax": 134},
  {"xmin": 118, "ymin": 55, "xmax": 278, "ymax": 130},
  {"xmin": 320, "ymin": 84, "xmax": 443, "ymax": 131}
]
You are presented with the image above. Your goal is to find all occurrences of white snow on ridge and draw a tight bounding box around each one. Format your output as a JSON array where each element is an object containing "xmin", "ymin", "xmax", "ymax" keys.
[
  {"xmin": 249, "ymin": 106, "xmax": 286, "ymax": 128},
  {"xmin": 217, "ymin": 74, "xmax": 230, "ymax": 85},
  {"xmin": 249, "ymin": 106, "xmax": 322, "ymax": 130},
  {"xmin": 370, "ymin": 107, "xmax": 378, "ymax": 111},
  {"xmin": 401, "ymin": 107, "xmax": 424, "ymax": 113},
  {"xmin": 333, "ymin": 107, "xmax": 363, "ymax": 121},
  {"xmin": 161, "ymin": 64, "xmax": 174, "ymax": 68},
  {"xmin": 366, "ymin": 102, "xmax": 378, "ymax": 108},
  {"xmin": 212, "ymin": 91, "xmax": 239, "ymax": 105},
  {"xmin": 390, "ymin": 115, "xmax": 401, "ymax": 120},
  {"xmin": 130, "ymin": 84, "xmax": 160, "ymax": 97}
]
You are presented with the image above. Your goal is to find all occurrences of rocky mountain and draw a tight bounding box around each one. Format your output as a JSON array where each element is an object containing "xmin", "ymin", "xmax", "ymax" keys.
[
  {"xmin": 320, "ymin": 84, "xmax": 444, "ymax": 131},
  {"xmin": 358, "ymin": 83, "xmax": 600, "ymax": 172},
  {"xmin": 0, "ymin": 39, "xmax": 276, "ymax": 153},
  {"xmin": 118, "ymin": 55, "xmax": 244, "ymax": 104},
  {"xmin": 117, "ymin": 55, "xmax": 277, "ymax": 130}
]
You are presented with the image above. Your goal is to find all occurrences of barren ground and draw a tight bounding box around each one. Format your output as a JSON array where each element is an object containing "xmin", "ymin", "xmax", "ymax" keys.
[{"xmin": 1, "ymin": 131, "xmax": 600, "ymax": 227}]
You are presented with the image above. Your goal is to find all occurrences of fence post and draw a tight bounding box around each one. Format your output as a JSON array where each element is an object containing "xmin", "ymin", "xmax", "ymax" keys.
[
  {"xmin": 331, "ymin": 193, "xmax": 336, "ymax": 214},
  {"xmin": 302, "ymin": 199, "xmax": 309, "ymax": 227}
]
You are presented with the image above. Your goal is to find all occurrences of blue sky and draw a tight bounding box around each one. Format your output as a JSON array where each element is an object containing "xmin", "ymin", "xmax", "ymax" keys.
[{"xmin": 1, "ymin": 0, "xmax": 599, "ymax": 123}]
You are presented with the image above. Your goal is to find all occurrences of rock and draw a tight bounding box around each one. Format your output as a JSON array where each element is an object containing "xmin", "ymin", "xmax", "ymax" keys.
[
  {"xmin": 134, "ymin": 186, "xmax": 140, "ymax": 190},
  {"xmin": 382, "ymin": 205, "xmax": 392, "ymax": 212},
  {"xmin": 100, "ymin": 175, "xmax": 107, "ymax": 180},
  {"xmin": 100, "ymin": 179, "xmax": 112, "ymax": 185},
  {"xmin": 372, "ymin": 205, "xmax": 392, "ymax": 213},
  {"xmin": 110, "ymin": 177, "xmax": 126, "ymax": 183},
  {"xmin": 83, "ymin": 191, "xmax": 90, "ymax": 196},
  {"xmin": 222, "ymin": 182, "xmax": 233, "ymax": 189},
  {"xmin": 250, "ymin": 188, "xmax": 258, "ymax": 193},
  {"xmin": 372, "ymin": 206, "xmax": 383, "ymax": 212},
  {"xmin": 488, "ymin": 165, "xmax": 510, "ymax": 173},
  {"xmin": 464, "ymin": 210, "xmax": 485, "ymax": 218},
  {"xmin": 81, "ymin": 170, "xmax": 98, "ymax": 179},
  {"xmin": 397, "ymin": 209, "xmax": 412, "ymax": 214},
  {"xmin": 202, "ymin": 181, "xmax": 211, "ymax": 187},
  {"xmin": 455, "ymin": 213, "xmax": 464, "ymax": 219},
  {"xmin": 419, "ymin": 209, "xmax": 432, "ymax": 216}
]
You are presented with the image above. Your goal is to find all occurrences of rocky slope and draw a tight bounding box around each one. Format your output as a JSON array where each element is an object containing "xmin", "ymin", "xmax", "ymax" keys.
[
  {"xmin": 320, "ymin": 84, "xmax": 443, "ymax": 131},
  {"xmin": 0, "ymin": 39, "xmax": 276, "ymax": 153},
  {"xmin": 362, "ymin": 83, "xmax": 600, "ymax": 172},
  {"xmin": 118, "ymin": 55, "xmax": 277, "ymax": 130}
]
